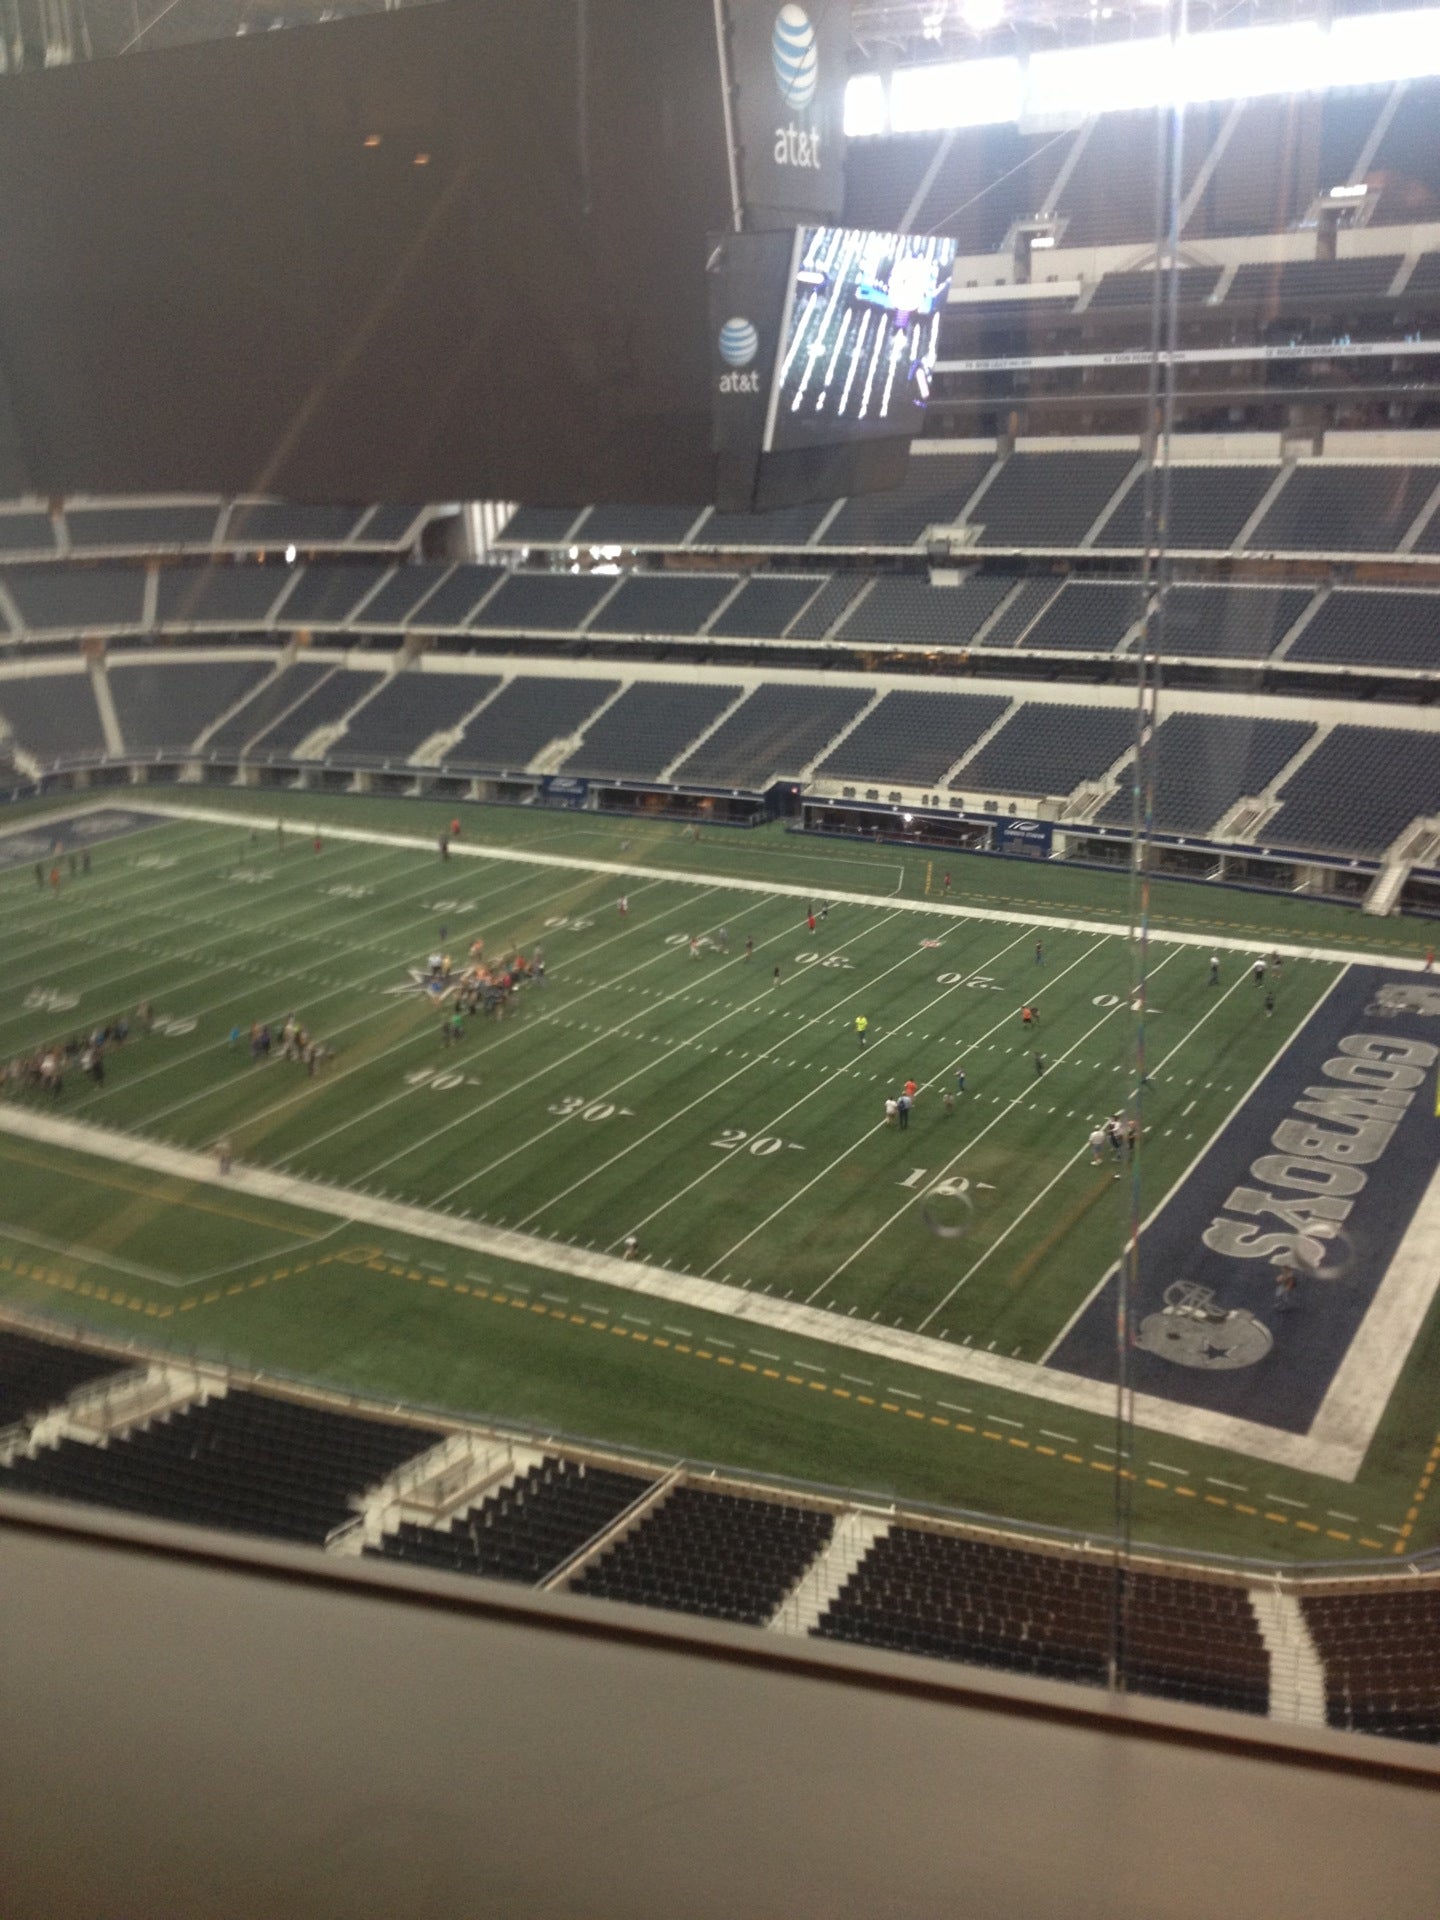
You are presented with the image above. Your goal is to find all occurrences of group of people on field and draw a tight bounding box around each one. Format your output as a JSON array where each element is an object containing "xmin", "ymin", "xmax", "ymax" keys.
[{"xmin": 3, "ymin": 1006, "xmax": 148, "ymax": 1100}]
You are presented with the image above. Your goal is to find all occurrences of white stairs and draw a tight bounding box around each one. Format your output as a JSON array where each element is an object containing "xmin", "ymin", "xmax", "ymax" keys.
[
  {"xmin": 768, "ymin": 1509, "xmax": 891, "ymax": 1637},
  {"xmin": 1249, "ymin": 1586, "xmax": 1328, "ymax": 1728},
  {"xmin": 329, "ymin": 1430, "xmax": 542, "ymax": 1554}
]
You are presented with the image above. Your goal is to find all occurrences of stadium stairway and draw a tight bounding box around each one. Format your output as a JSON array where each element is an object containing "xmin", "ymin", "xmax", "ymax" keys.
[
  {"xmin": 656, "ymin": 684, "xmax": 755, "ymax": 783},
  {"xmin": 21, "ymin": 1363, "xmax": 223, "ymax": 1455},
  {"xmin": 529, "ymin": 679, "xmax": 632, "ymax": 777},
  {"xmin": 1248, "ymin": 1588, "xmax": 1329, "ymax": 1729},
  {"xmin": 298, "ymin": 663, "xmax": 399, "ymax": 762},
  {"xmin": 408, "ymin": 675, "xmax": 511, "ymax": 768},
  {"xmin": 193, "ymin": 651, "xmax": 291, "ymax": 755},
  {"xmin": 88, "ymin": 656, "xmax": 125, "ymax": 757},
  {"xmin": 547, "ymin": 1465, "xmax": 683, "ymax": 1592},
  {"xmin": 1364, "ymin": 816, "xmax": 1440, "ymax": 916},
  {"xmin": 933, "ymin": 697, "xmax": 1019, "ymax": 789},
  {"xmin": 332, "ymin": 1430, "xmax": 541, "ymax": 1556},
  {"xmin": 1215, "ymin": 723, "xmax": 1333, "ymax": 844},
  {"xmin": 795, "ymin": 688, "xmax": 886, "ymax": 780},
  {"xmin": 768, "ymin": 1509, "xmax": 892, "ymax": 1638}
]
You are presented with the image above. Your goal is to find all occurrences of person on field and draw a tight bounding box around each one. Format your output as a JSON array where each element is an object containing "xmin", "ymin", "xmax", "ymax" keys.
[
  {"xmin": 744, "ymin": 936, "xmax": 753, "ymax": 961},
  {"xmin": 855, "ymin": 1015, "xmax": 868, "ymax": 1048},
  {"xmin": 896, "ymin": 1092, "xmax": 912, "ymax": 1130},
  {"xmin": 1089, "ymin": 1124, "xmax": 1106, "ymax": 1165},
  {"xmin": 885, "ymin": 1097, "xmax": 899, "ymax": 1127},
  {"xmin": 955, "ymin": 1066, "xmax": 966, "ymax": 1097},
  {"xmin": 439, "ymin": 832, "xmax": 450, "ymax": 861},
  {"xmin": 1209, "ymin": 954, "xmax": 1220, "ymax": 986}
]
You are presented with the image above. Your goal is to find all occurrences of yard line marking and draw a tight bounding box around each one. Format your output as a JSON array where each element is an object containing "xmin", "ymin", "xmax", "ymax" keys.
[
  {"xmin": 128, "ymin": 799, "xmax": 1434, "ymax": 973},
  {"xmin": 512, "ymin": 906, "xmax": 962, "ymax": 1230},
  {"xmin": 205, "ymin": 878, "xmax": 727, "ymax": 1154},
  {"xmin": 1206, "ymin": 1478, "xmax": 1248, "ymax": 1492},
  {"xmin": 691, "ymin": 924, "xmax": 1058, "ymax": 1276},
  {"xmin": 886, "ymin": 1387, "xmax": 920, "ymax": 1399},
  {"xmin": 1327, "ymin": 1510, "xmax": 1360, "ymax": 1523},
  {"xmin": 820, "ymin": 937, "xmax": 1141, "ymax": 1299},
  {"xmin": 1265, "ymin": 1494, "xmax": 1309, "ymax": 1509},
  {"xmin": 985, "ymin": 1414, "xmax": 1022, "ymax": 1428},
  {"xmin": 84, "ymin": 849, "xmax": 583, "ymax": 1112},
  {"xmin": 459, "ymin": 906, "xmax": 914, "ymax": 1216},
  {"xmin": 340, "ymin": 888, "xmax": 783, "ymax": 1182},
  {"xmin": 1040, "ymin": 1429, "xmax": 1078, "ymax": 1443},
  {"xmin": 913, "ymin": 945, "xmax": 1239, "ymax": 1332},
  {"xmin": 0, "ymin": 832, "xmax": 411, "ymax": 1052},
  {"xmin": 1149, "ymin": 1461, "xmax": 1191, "ymax": 1476}
]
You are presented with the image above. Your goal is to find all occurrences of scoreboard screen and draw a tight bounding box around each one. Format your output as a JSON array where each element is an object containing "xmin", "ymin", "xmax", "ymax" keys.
[{"xmin": 764, "ymin": 226, "xmax": 956, "ymax": 452}]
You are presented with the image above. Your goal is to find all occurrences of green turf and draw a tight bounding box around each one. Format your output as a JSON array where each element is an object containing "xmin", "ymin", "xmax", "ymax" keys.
[{"xmin": 0, "ymin": 787, "xmax": 1436, "ymax": 1567}]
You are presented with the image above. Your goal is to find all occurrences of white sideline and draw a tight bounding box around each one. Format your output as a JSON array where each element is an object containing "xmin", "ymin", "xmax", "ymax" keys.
[
  {"xmin": 121, "ymin": 799, "xmax": 1434, "ymax": 972},
  {"xmin": 0, "ymin": 1100, "xmax": 1383, "ymax": 1480}
]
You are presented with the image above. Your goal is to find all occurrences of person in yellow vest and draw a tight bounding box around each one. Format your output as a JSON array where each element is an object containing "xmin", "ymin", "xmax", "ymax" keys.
[{"xmin": 855, "ymin": 1014, "xmax": 869, "ymax": 1048}]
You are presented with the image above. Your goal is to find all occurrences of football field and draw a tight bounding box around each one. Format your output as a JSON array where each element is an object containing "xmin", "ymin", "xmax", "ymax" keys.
[{"xmin": 0, "ymin": 788, "xmax": 1436, "ymax": 1566}]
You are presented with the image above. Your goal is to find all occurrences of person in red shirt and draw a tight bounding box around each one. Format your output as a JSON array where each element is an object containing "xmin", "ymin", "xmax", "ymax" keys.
[
  {"xmin": 450, "ymin": 817, "xmax": 461, "ymax": 838},
  {"xmin": 807, "ymin": 911, "xmax": 816, "ymax": 933}
]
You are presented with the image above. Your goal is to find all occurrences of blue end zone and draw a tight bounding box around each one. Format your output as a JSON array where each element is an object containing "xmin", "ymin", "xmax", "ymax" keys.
[
  {"xmin": 0, "ymin": 807, "xmax": 169, "ymax": 874},
  {"xmin": 1048, "ymin": 966, "xmax": 1440, "ymax": 1435}
]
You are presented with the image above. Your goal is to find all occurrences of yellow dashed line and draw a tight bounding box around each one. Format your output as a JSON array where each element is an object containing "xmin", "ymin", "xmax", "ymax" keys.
[{"xmin": 0, "ymin": 1226, "xmax": 1399, "ymax": 1555}]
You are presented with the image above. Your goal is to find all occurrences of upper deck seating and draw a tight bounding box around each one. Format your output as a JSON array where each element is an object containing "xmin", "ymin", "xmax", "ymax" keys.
[{"xmin": 969, "ymin": 452, "xmax": 1137, "ymax": 548}]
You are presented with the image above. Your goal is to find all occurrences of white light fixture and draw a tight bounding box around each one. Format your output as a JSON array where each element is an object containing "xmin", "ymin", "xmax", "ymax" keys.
[
  {"xmin": 284, "ymin": 544, "xmax": 297, "ymax": 564},
  {"xmin": 1328, "ymin": 182, "xmax": 1368, "ymax": 200},
  {"xmin": 962, "ymin": 0, "xmax": 1006, "ymax": 32},
  {"xmin": 1029, "ymin": 233, "xmax": 1057, "ymax": 249}
]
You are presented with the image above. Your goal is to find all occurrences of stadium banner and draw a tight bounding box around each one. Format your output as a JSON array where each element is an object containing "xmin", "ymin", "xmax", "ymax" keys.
[
  {"xmin": 1047, "ymin": 966, "xmax": 1440, "ymax": 1436},
  {"xmin": 540, "ymin": 776, "xmax": 590, "ymax": 807},
  {"xmin": 707, "ymin": 227, "xmax": 799, "ymax": 457},
  {"xmin": 994, "ymin": 817, "xmax": 1053, "ymax": 855},
  {"xmin": 721, "ymin": 0, "xmax": 848, "ymax": 226}
]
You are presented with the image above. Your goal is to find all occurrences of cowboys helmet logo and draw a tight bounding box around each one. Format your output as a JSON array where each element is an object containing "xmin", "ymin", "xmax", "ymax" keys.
[
  {"xmin": 1366, "ymin": 981, "xmax": 1440, "ymax": 1019},
  {"xmin": 1134, "ymin": 1280, "xmax": 1273, "ymax": 1371}
]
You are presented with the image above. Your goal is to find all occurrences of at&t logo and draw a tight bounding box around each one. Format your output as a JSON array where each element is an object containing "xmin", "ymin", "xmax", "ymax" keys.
[
  {"xmin": 771, "ymin": 5, "xmax": 821, "ymax": 170},
  {"xmin": 718, "ymin": 316, "xmax": 761, "ymax": 392}
]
